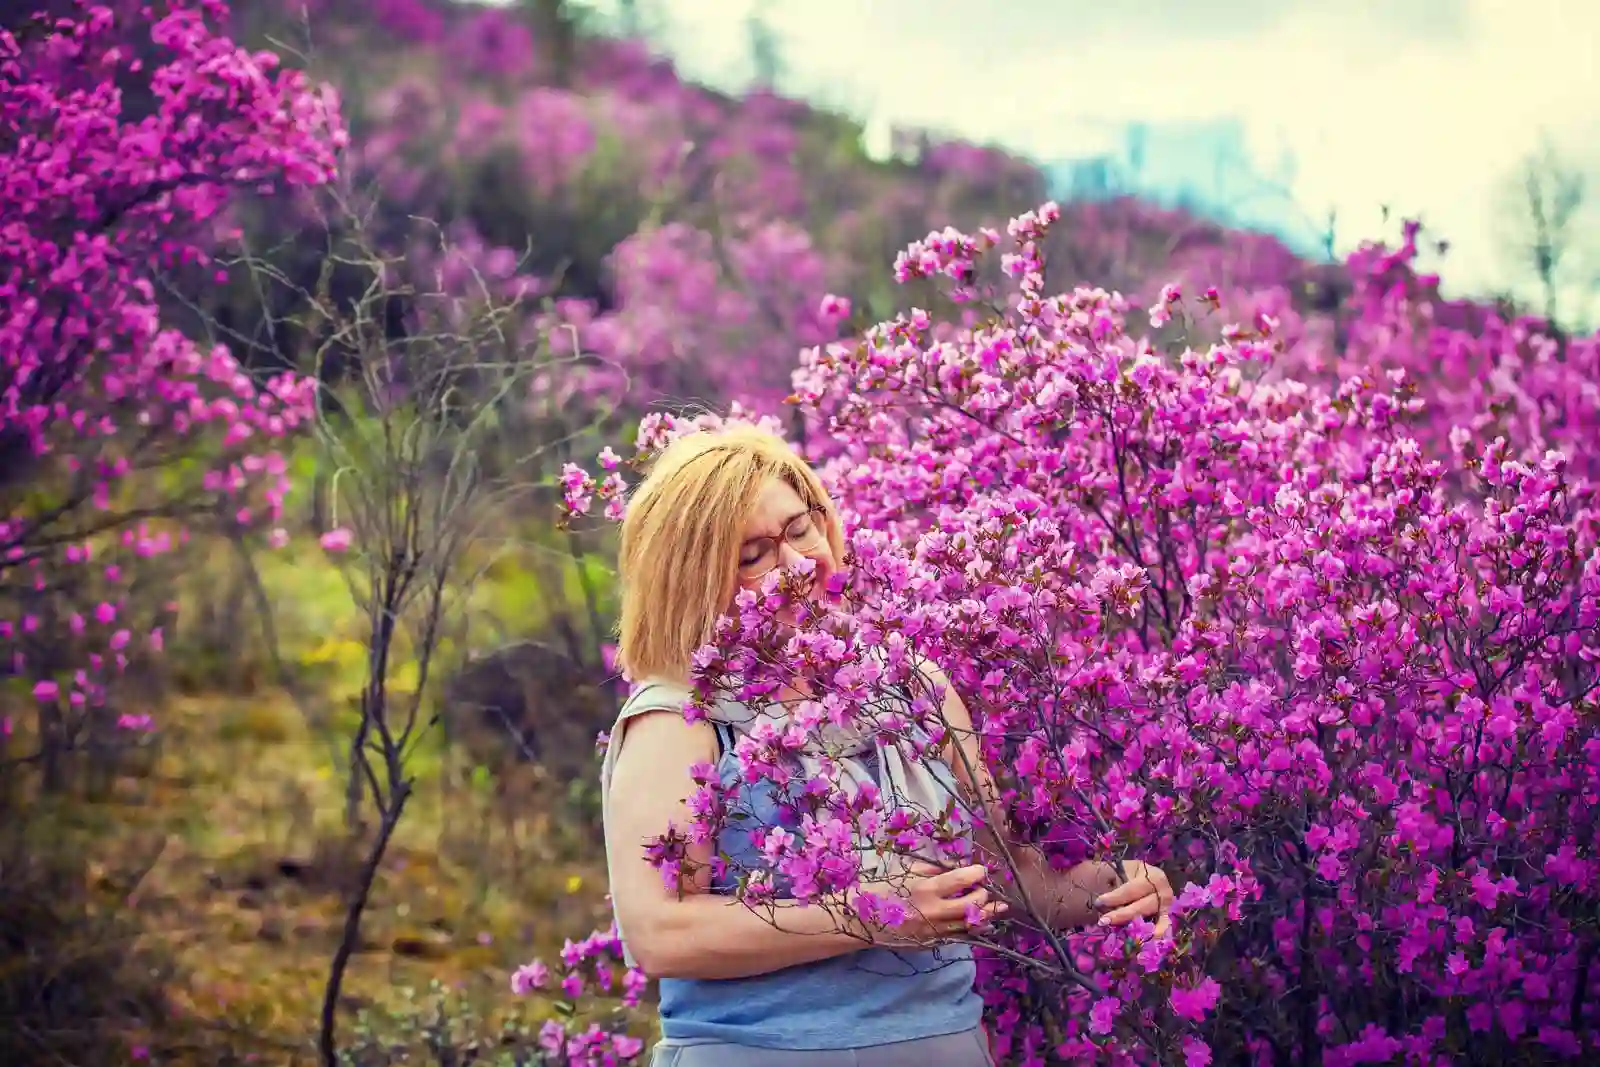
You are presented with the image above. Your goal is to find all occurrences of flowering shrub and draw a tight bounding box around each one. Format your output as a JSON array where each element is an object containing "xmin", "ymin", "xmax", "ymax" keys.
[
  {"xmin": 558, "ymin": 203, "xmax": 1600, "ymax": 1065},
  {"xmin": 508, "ymin": 922, "xmax": 649, "ymax": 1066},
  {"xmin": 0, "ymin": 0, "xmax": 342, "ymax": 763},
  {"xmin": 339, "ymin": 961, "xmax": 643, "ymax": 1067},
  {"xmin": 544, "ymin": 220, "xmax": 847, "ymax": 414}
]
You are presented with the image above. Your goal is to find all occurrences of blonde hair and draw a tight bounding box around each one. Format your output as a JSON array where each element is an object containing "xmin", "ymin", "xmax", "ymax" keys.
[{"xmin": 615, "ymin": 424, "xmax": 845, "ymax": 683}]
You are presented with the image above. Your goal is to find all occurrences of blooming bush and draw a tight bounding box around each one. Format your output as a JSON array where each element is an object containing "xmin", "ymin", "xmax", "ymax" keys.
[
  {"xmin": 339, "ymin": 957, "xmax": 643, "ymax": 1067},
  {"xmin": 543, "ymin": 220, "xmax": 847, "ymax": 414},
  {"xmin": 558, "ymin": 203, "xmax": 1600, "ymax": 1065},
  {"xmin": 0, "ymin": 0, "xmax": 342, "ymax": 766},
  {"xmin": 506, "ymin": 922, "xmax": 649, "ymax": 1066}
]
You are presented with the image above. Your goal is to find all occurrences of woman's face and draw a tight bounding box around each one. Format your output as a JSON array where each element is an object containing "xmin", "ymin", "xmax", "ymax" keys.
[{"xmin": 733, "ymin": 478, "xmax": 836, "ymax": 606}]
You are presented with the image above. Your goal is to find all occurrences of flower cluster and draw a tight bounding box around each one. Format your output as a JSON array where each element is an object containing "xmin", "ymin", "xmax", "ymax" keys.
[
  {"xmin": 564, "ymin": 201, "xmax": 1600, "ymax": 1064},
  {"xmin": 510, "ymin": 922, "xmax": 649, "ymax": 1066}
]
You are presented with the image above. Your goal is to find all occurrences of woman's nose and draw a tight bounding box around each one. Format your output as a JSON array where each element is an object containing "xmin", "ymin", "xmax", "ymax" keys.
[{"xmin": 777, "ymin": 541, "xmax": 807, "ymax": 568}]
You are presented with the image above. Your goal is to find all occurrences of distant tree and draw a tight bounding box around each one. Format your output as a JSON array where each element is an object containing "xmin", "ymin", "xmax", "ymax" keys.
[
  {"xmin": 525, "ymin": 0, "xmax": 579, "ymax": 84},
  {"xmin": 613, "ymin": 0, "xmax": 664, "ymax": 40},
  {"xmin": 1495, "ymin": 135, "xmax": 1589, "ymax": 328},
  {"xmin": 747, "ymin": 0, "xmax": 782, "ymax": 89}
]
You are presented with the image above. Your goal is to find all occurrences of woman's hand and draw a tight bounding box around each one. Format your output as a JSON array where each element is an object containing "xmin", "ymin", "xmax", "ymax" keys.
[
  {"xmin": 1092, "ymin": 860, "xmax": 1174, "ymax": 937},
  {"xmin": 854, "ymin": 861, "xmax": 1008, "ymax": 945}
]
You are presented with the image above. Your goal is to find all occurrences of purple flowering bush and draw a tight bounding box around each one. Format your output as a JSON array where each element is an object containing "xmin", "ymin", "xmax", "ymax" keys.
[
  {"xmin": 503, "ymin": 923, "xmax": 650, "ymax": 1066},
  {"xmin": 556, "ymin": 203, "xmax": 1600, "ymax": 1066},
  {"xmin": 0, "ymin": 0, "xmax": 342, "ymax": 775},
  {"xmin": 540, "ymin": 219, "xmax": 850, "ymax": 415},
  {"xmin": 0, "ymin": 4, "xmax": 348, "ymax": 1064},
  {"xmin": 334, "ymin": 925, "xmax": 648, "ymax": 1067}
]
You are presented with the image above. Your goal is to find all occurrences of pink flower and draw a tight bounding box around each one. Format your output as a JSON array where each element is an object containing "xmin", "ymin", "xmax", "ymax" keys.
[
  {"xmin": 509, "ymin": 960, "xmax": 549, "ymax": 995},
  {"xmin": 1089, "ymin": 996, "xmax": 1120, "ymax": 1035},
  {"xmin": 319, "ymin": 528, "xmax": 353, "ymax": 553},
  {"xmin": 1181, "ymin": 1036, "xmax": 1212, "ymax": 1067},
  {"xmin": 1170, "ymin": 976, "xmax": 1222, "ymax": 1021},
  {"xmin": 818, "ymin": 293, "xmax": 851, "ymax": 319}
]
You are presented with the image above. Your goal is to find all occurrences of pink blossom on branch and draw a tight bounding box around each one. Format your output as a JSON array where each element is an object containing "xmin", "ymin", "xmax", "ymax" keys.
[{"xmin": 511, "ymin": 922, "xmax": 649, "ymax": 1066}]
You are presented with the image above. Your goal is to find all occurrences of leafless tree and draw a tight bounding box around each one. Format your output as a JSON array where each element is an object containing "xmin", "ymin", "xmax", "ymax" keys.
[
  {"xmin": 230, "ymin": 188, "xmax": 589, "ymax": 1065},
  {"xmin": 1496, "ymin": 136, "xmax": 1590, "ymax": 329}
]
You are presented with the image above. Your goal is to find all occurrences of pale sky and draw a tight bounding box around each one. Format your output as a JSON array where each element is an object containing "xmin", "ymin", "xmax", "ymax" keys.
[{"xmin": 514, "ymin": 0, "xmax": 1600, "ymax": 317}]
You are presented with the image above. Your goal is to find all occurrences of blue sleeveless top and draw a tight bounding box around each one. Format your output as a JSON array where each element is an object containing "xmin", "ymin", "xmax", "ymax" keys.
[{"xmin": 654, "ymin": 719, "xmax": 983, "ymax": 1050}]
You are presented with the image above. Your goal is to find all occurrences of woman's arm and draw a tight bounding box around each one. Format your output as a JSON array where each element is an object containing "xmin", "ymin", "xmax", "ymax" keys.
[
  {"xmin": 605, "ymin": 707, "xmax": 996, "ymax": 980},
  {"xmin": 919, "ymin": 664, "xmax": 1174, "ymax": 934}
]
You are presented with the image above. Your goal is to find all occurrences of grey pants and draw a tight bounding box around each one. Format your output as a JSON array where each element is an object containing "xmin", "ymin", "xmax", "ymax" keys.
[{"xmin": 649, "ymin": 1028, "xmax": 995, "ymax": 1066}]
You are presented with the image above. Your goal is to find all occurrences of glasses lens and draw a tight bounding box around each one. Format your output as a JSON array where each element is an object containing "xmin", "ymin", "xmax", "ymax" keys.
[
  {"xmin": 788, "ymin": 512, "xmax": 823, "ymax": 549},
  {"xmin": 739, "ymin": 540, "xmax": 775, "ymax": 577}
]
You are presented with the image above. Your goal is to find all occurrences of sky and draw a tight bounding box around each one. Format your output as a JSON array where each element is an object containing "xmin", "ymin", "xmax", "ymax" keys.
[{"xmin": 570, "ymin": 0, "xmax": 1599, "ymax": 315}]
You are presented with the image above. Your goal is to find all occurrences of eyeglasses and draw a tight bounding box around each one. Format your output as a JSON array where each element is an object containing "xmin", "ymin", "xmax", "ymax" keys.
[{"xmin": 738, "ymin": 506, "xmax": 827, "ymax": 580}]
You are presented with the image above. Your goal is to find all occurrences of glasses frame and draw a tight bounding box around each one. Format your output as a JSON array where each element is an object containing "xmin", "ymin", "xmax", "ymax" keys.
[{"xmin": 737, "ymin": 505, "xmax": 827, "ymax": 581}]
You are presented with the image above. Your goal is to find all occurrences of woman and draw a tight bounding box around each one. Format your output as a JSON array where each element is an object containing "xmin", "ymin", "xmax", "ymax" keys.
[{"xmin": 600, "ymin": 425, "xmax": 1174, "ymax": 1066}]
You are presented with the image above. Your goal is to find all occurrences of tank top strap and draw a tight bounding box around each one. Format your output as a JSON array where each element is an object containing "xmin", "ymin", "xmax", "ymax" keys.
[
  {"xmin": 618, "ymin": 678, "xmax": 694, "ymax": 720},
  {"xmin": 613, "ymin": 680, "xmax": 737, "ymax": 758},
  {"xmin": 711, "ymin": 719, "xmax": 736, "ymax": 759},
  {"xmin": 603, "ymin": 679, "xmax": 695, "ymax": 787}
]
